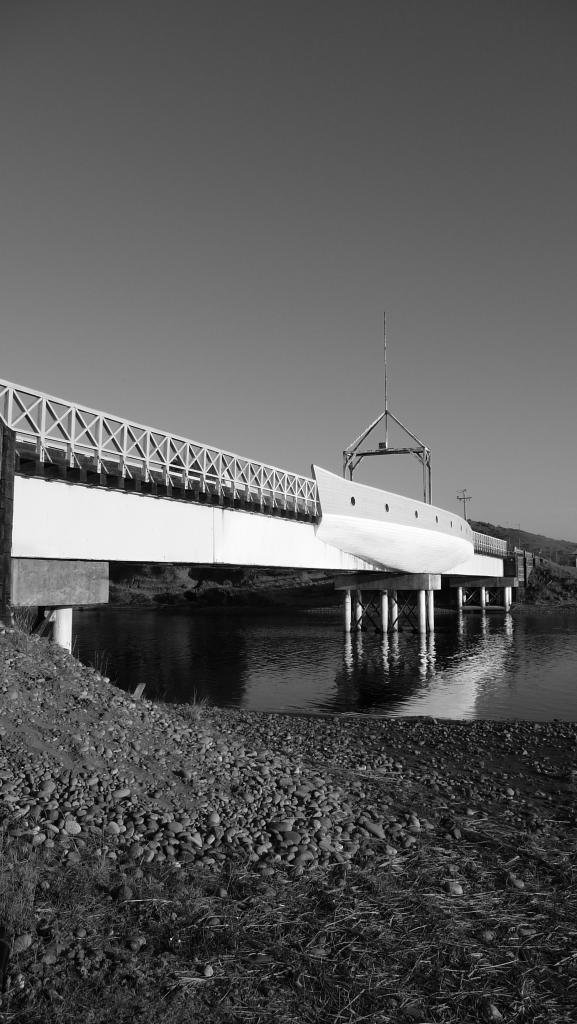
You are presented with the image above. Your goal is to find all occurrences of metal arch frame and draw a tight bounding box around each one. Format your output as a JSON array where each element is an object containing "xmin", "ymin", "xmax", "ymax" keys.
[
  {"xmin": 343, "ymin": 408, "xmax": 432, "ymax": 504},
  {"xmin": 342, "ymin": 313, "xmax": 432, "ymax": 503},
  {"xmin": 0, "ymin": 378, "xmax": 319, "ymax": 516}
]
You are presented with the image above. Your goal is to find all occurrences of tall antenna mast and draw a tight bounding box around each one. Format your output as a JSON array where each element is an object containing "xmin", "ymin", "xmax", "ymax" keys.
[
  {"xmin": 383, "ymin": 310, "xmax": 388, "ymax": 448},
  {"xmin": 342, "ymin": 312, "xmax": 433, "ymax": 503}
]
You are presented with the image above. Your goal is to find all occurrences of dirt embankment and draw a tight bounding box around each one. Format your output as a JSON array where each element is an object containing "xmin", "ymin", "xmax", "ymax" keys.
[
  {"xmin": 521, "ymin": 564, "xmax": 577, "ymax": 608},
  {"xmin": 109, "ymin": 563, "xmax": 340, "ymax": 610},
  {"xmin": 0, "ymin": 625, "xmax": 577, "ymax": 1021}
]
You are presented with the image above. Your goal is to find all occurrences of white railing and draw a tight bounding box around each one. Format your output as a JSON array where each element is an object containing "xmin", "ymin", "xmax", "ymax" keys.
[
  {"xmin": 473, "ymin": 531, "xmax": 508, "ymax": 557},
  {"xmin": 0, "ymin": 378, "xmax": 319, "ymax": 515}
]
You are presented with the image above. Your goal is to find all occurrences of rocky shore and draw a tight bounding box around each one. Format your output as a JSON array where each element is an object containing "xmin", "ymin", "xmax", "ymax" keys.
[{"xmin": 1, "ymin": 625, "xmax": 577, "ymax": 1022}]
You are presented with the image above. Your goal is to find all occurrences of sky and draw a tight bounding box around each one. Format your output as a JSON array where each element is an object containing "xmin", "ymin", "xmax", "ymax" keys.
[{"xmin": 1, "ymin": 1, "xmax": 576, "ymax": 540}]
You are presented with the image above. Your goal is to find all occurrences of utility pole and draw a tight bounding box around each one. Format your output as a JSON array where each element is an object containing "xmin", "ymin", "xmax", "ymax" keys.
[{"xmin": 456, "ymin": 488, "xmax": 472, "ymax": 521}]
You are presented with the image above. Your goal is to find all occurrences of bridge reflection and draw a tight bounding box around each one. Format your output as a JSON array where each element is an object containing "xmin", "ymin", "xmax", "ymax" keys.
[{"xmin": 333, "ymin": 613, "xmax": 515, "ymax": 719}]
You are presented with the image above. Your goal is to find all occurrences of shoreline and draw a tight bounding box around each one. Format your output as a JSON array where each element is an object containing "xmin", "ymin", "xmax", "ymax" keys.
[{"xmin": 1, "ymin": 625, "xmax": 576, "ymax": 1021}]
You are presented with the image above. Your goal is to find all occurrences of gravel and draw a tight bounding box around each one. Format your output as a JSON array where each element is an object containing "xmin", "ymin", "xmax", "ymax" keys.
[{"xmin": 1, "ymin": 623, "xmax": 576, "ymax": 883}]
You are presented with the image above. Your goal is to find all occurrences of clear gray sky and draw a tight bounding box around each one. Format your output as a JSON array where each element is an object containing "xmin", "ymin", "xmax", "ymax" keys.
[{"xmin": 2, "ymin": 1, "xmax": 576, "ymax": 539}]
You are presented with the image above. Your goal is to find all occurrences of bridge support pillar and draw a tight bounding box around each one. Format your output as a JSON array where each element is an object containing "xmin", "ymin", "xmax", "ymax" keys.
[
  {"xmin": 52, "ymin": 607, "xmax": 73, "ymax": 652},
  {"xmin": 344, "ymin": 589, "xmax": 352, "ymax": 633},
  {"xmin": 504, "ymin": 586, "xmax": 512, "ymax": 612},
  {"xmin": 426, "ymin": 589, "xmax": 435, "ymax": 632},
  {"xmin": 354, "ymin": 591, "xmax": 363, "ymax": 631},
  {"xmin": 380, "ymin": 591, "xmax": 389, "ymax": 633},
  {"xmin": 390, "ymin": 591, "xmax": 399, "ymax": 632},
  {"xmin": 480, "ymin": 585, "xmax": 487, "ymax": 610},
  {"xmin": 417, "ymin": 590, "xmax": 426, "ymax": 634},
  {"xmin": 456, "ymin": 586, "xmax": 463, "ymax": 610}
]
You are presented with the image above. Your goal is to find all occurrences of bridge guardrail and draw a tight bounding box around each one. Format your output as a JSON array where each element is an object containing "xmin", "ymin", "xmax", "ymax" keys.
[
  {"xmin": 472, "ymin": 531, "xmax": 508, "ymax": 558},
  {"xmin": 0, "ymin": 379, "xmax": 319, "ymax": 516}
]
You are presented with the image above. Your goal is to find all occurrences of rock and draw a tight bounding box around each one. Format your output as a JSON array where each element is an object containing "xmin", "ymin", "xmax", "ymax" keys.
[
  {"xmin": 446, "ymin": 880, "xmax": 463, "ymax": 896},
  {"xmin": 13, "ymin": 933, "xmax": 33, "ymax": 954},
  {"xmin": 360, "ymin": 818, "xmax": 385, "ymax": 840},
  {"xmin": 113, "ymin": 787, "xmax": 131, "ymax": 802},
  {"xmin": 481, "ymin": 1000, "xmax": 503, "ymax": 1021},
  {"xmin": 208, "ymin": 811, "xmax": 220, "ymax": 826},
  {"xmin": 267, "ymin": 819, "xmax": 295, "ymax": 833},
  {"xmin": 63, "ymin": 818, "xmax": 82, "ymax": 836},
  {"xmin": 280, "ymin": 830, "xmax": 301, "ymax": 845},
  {"xmin": 203, "ymin": 964, "xmax": 214, "ymax": 977}
]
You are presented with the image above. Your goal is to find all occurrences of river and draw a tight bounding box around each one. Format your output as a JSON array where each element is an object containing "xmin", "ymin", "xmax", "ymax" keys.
[{"xmin": 72, "ymin": 605, "xmax": 577, "ymax": 721}]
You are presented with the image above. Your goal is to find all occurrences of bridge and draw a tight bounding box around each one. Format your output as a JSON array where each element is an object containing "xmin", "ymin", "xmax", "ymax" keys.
[{"xmin": 0, "ymin": 377, "xmax": 514, "ymax": 650}]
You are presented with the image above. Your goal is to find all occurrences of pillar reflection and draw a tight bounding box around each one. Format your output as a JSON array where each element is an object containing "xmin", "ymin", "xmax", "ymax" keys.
[{"xmin": 381, "ymin": 634, "xmax": 390, "ymax": 673}]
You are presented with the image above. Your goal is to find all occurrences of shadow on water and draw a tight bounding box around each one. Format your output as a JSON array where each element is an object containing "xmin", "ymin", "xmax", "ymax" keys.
[{"xmin": 74, "ymin": 605, "xmax": 577, "ymax": 721}]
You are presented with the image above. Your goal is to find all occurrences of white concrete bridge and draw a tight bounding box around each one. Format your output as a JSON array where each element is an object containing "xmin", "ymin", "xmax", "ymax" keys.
[{"xmin": 0, "ymin": 378, "xmax": 513, "ymax": 649}]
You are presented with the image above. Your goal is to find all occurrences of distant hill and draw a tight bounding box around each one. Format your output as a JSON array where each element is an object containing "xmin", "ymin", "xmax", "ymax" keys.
[{"xmin": 470, "ymin": 520, "xmax": 577, "ymax": 565}]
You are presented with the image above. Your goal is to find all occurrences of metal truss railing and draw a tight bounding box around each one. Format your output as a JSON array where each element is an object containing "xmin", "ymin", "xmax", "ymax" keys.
[
  {"xmin": 472, "ymin": 531, "xmax": 508, "ymax": 558},
  {"xmin": 0, "ymin": 378, "xmax": 319, "ymax": 516}
]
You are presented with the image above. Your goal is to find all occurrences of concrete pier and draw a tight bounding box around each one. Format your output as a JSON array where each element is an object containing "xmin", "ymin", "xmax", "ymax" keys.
[
  {"xmin": 426, "ymin": 589, "xmax": 435, "ymax": 632},
  {"xmin": 390, "ymin": 591, "xmax": 399, "ymax": 632},
  {"xmin": 52, "ymin": 607, "xmax": 73, "ymax": 652},
  {"xmin": 344, "ymin": 589, "xmax": 352, "ymax": 633},
  {"xmin": 417, "ymin": 589, "xmax": 427, "ymax": 633},
  {"xmin": 354, "ymin": 591, "xmax": 363, "ymax": 631},
  {"xmin": 380, "ymin": 591, "xmax": 389, "ymax": 633}
]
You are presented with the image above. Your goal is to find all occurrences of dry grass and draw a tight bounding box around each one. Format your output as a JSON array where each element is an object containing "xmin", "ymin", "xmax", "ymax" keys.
[{"xmin": 0, "ymin": 819, "xmax": 576, "ymax": 1024}]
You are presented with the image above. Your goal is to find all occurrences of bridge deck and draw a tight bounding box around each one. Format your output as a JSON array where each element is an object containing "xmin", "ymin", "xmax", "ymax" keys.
[{"xmin": 1, "ymin": 377, "xmax": 508, "ymax": 559}]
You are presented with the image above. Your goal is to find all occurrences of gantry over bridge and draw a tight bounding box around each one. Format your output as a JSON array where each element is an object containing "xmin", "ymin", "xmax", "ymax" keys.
[{"xmin": 0, "ymin": 377, "xmax": 513, "ymax": 649}]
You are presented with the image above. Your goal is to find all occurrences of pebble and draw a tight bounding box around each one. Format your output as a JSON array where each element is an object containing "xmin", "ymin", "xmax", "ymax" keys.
[
  {"xmin": 113, "ymin": 787, "xmax": 131, "ymax": 802},
  {"xmin": 13, "ymin": 933, "xmax": 33, "ymax": 954},
  {"xmin": 359, "ymin": 818, "xmax": 385, "ymax": 840},
  {"xmin": 63, "ymin": 818, "xmax": 82, "ymax": 836},
  {"xmin": 446, "ymin": 880, "xmax": 463, "ymax": 896}
]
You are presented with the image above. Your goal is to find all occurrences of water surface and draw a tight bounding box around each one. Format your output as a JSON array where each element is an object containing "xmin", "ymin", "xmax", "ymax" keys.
[{"xmin": 73, "ymin": 606, "xmax": 577, "ymax": 721}]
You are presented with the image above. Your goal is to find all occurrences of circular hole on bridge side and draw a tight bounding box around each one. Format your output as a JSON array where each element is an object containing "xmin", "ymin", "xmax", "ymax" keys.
[
  {"xmin": 350, "ymin": 496, "xmax": 356, "ymax": 506},
  {"xmin": 385, "ymin": 503, "xmax": 389, "ymax": 512},
  {"xmin": 414, "ymin": 510, "xmax": 419, "ymax": 518},
  {"xmin": 435, "ymin": 515, "xmax": 439, "ymax": 523}
]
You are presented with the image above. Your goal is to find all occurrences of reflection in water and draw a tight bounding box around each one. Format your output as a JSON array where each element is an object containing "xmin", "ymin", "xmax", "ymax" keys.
[{"xmin": 74, "ymin": 607, "xmax": 577, "ymax": 721}]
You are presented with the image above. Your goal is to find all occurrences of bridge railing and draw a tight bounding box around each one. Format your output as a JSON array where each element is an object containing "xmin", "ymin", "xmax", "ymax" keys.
[
  {"xmin": 472, "ymin": 531, "xmax": 508, "ymax": 558},
  {"xmin": 0, "ymin": 379, "xmax": 319, "ymax": 516}
]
